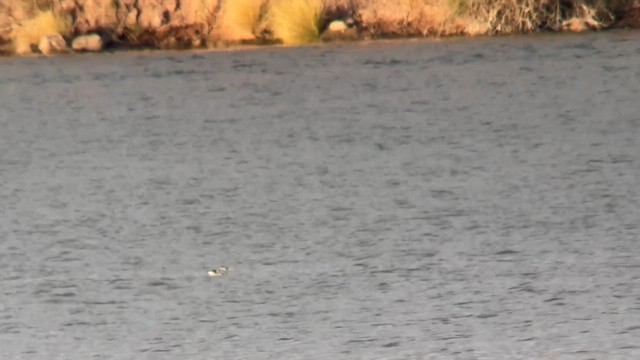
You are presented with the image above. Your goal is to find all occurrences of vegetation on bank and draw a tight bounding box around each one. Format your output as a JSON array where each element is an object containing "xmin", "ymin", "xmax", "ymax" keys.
[
  {"xmin": 218, "ymin": 0, "xmax": 264, "ymax": 41},
  {"xmin": 11, "ymin": 9, "xmax": 72, "ymax": 54},
  {"xmin": 270, "ymin": 0, "xmax": 324, "ymax": 45},
  {"xmin": 0, "ymin": 0, "xmax": 638, "ymax": 55}
]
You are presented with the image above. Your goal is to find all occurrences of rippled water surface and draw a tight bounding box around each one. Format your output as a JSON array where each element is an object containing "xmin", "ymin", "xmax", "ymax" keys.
[{"xmin": 1, "ymin": 31, "xmax": 640, "ymax": 359}]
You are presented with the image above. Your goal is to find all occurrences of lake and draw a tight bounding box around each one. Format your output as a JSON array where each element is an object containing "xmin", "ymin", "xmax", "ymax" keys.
[{"xmin": 1, "ymin": 31, "xmax": 639, "ymax": 359}]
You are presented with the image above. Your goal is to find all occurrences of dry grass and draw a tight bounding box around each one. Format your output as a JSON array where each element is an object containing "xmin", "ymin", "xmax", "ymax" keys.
[
  {"xmin": 12, "ymin": 10, "xmax": 72, "ymax": 54},
  {"xmin": 446, "ymin": 0, "xmax": 617, "ymax": 34},
  {"xmin": 355, "ymin": 0, "xmax": 627, "ymax": 36},
  {"xmin": 269, "ymin": 0, "xmax": 324, "ymax": 45},
  {"xmin": 452, "ymin": 0, "xmax": 558, "ymax": 33},
  {"xmin": 421, "ymin": 0, "xmax": 470, "ymax": 35},
  {"xmin": 561, "ymin": 2, "xmax": 612, "ymax": 31},
  {"xmin": 218, "ymin": 0, "xmax": 265, "ymax": 41},
  {"xmin": 3, "ymin": 0, "xmax": 638, "ymax": 54},
  {"xmin": 356, "ymin": 0, "xmax": 471, "ymax": 36}
]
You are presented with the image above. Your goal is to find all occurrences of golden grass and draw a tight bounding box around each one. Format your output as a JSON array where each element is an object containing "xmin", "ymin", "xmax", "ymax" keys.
[
  {"xmin": 450, "ymin": 0, "xmax": 613, "ymax": 34},
  {"xmin": 359, "ymin": 0, "xmax": 462, "ymax": 36},
  {"xmin": 2, "ymin": 0, "xmax": 636, "ymax": 53},
  {"xmin": 453, "ymin": 0, "xmax": 552, "ymax": 33},
  {"xmin": 12, "ymin": 10, "xmax": 72, "ymax": 54},
  {"xmin": 408, "ymin": 0, "xmax": 467, "ymax": 36},
  {"xmin": 219, "ymin": 0, "xmax": 265, "ymax": 41},
  {"xmin": 354, "ymin": 0, "xmax": 622, "ymax": 36},
  {"xmin": 357, "ymin": 0, "xmax": 469, "ymax": 36},
  {"xmin": 269, "ymin": 0, "xmax": 324, "ymax": 45}
]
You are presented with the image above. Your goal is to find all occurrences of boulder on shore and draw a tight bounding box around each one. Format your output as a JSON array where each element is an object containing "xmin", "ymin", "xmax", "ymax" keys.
[
  {"xmin": 38, "ymin": 34, "xmax": 69, "ymax": 55},
  {"xmin": 562, "ymin": 17, "xmax": 601, "ymax": 32},
  {"xmin": 320, "ymin": 19, "xmax": 358, "ymax": 42},
  {"xmin": 72, "ymin": 34, "xmax": 104, "ymax": 52},
  {"xmin": 327, "ymin": 20, "xmax": 348, "ymax": 33}
]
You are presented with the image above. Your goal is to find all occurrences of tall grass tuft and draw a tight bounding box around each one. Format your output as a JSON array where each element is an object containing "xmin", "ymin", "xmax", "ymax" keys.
[
  {"xmin": 12, "ymin": 10, "xmax": 72, "ymax": 54},
  {"xmin": 219, "ymin": 0, "xmax": 265, "ymax": 41},
  {"xmin": 446, "ymin": 0, "xmax": 534, "ymax": 34},
  {"xmin": 269, "ymin": 0, "xmax": 324, "ymax": 45}
]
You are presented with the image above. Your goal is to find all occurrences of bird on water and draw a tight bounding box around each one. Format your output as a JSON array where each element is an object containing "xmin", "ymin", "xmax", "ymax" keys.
[{"xmin": 208, "ymin": 266, "xmax": 229, "ymax": 277}]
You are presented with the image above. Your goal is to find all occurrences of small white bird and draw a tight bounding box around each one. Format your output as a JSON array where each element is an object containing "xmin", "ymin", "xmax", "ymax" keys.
[{"xmin": 208, "ymin": 266, "xmax": 229, "ymax": 277}]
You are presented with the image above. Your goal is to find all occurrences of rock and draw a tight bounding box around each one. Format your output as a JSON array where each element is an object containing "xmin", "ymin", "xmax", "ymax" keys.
[
  {"xmin": 321, "ymin": 19, "xmax": 359, "ymax": 42},
  {"xmin": 38, "ymin": 34, "xmax": 69, "ymax": 55},
  {"xmin": 562, "ymin": 18, "xmax": 601, "ymax": 32},
  {"xmin": 562, "ymin": 19, "xmax": 587, "ymax": 32},
  {"xmin": 320, "ymin": 27, "xmax": 359, "ymax": 42},
  {"xmin": 328, "ymin": 20, "xmax": 348, "ymax": 33},
  {"xmin": 72, "ymin": 34, "xmax": 104, "ymax": 52}
]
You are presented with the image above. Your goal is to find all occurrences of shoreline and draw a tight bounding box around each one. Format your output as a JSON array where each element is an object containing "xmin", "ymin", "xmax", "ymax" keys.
[
  {"xmin": 2, "ymin": 27, "xmax": 639, "ymax": 60},
  {"xmin": 1, "ymin": 0, "xmax": 639, "ymax": 57}
]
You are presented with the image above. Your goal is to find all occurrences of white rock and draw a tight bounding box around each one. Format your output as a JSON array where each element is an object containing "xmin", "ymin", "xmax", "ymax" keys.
[
  {"xmin": 328, "ymin": 20, "xmax": 348, "ymax": 33},
  {"xmin": 38, "ymin": 34, "xmax": 68, "ymax": 55},
  {"xmin": 72, "ymin": 34, "xmax": 104, "ymax": 52}
]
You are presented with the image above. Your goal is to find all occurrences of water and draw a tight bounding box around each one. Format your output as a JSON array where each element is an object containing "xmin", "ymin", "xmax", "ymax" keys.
[{"xmin": 1, "ymin": 31, "xmax": 639, "ymax": 359}]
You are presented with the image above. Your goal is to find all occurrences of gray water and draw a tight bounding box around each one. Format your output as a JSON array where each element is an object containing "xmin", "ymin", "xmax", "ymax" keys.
[{"xmin": 1, "ymin": 31, "xmax": 639, "ymax": 359}]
